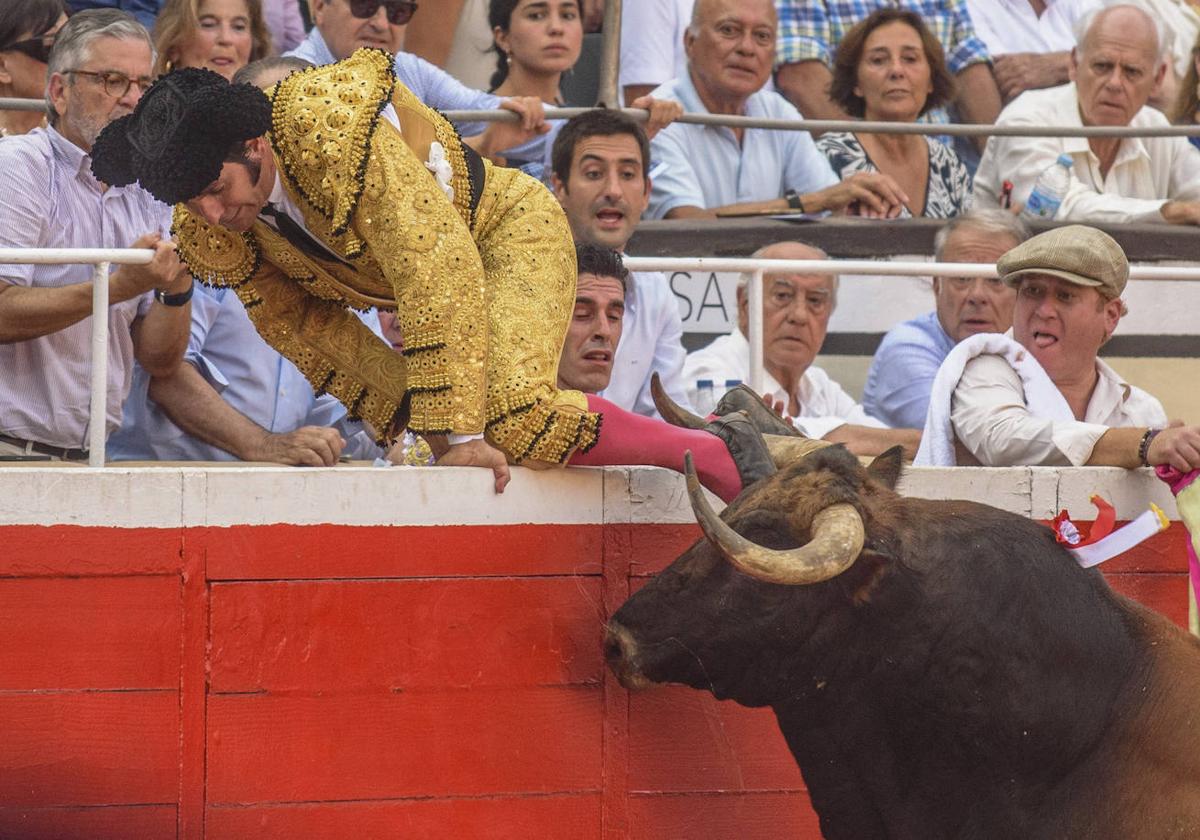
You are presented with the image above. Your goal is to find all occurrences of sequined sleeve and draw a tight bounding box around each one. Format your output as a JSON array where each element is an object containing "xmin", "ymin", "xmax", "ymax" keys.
[
  {"xmin": 233, "ymin": 260, "xmax": 411, "ymax": 441},
  {"xmin": 352, "ymin": 121, "xmax": 490, "ymax": 436}
]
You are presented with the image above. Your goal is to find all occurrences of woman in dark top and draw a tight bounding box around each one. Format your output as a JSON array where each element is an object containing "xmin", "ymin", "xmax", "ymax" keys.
[{"xmin": 818, "ymin": 8, "xmax": 970, "ymax": 219}]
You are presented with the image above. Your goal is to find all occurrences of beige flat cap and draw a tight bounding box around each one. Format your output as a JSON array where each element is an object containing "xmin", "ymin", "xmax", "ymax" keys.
[{"xmin": 996, "ymin": 224, "xmax": 1128, "ymax": 298}]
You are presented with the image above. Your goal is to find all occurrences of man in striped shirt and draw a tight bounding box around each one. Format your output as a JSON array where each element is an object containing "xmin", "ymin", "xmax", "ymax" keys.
[{"xmin": 0, "ymin": 10, "xmax": 193, "ymax": 461}]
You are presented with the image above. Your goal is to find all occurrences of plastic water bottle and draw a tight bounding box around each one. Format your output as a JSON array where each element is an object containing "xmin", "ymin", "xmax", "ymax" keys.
[
  {"xmin": 1021, "ymin": 153, "xmax": 1073, "ymax": 220},
  {"xmin": 694, "ymin": 379, "xmax": 716, "ymax": 416}
]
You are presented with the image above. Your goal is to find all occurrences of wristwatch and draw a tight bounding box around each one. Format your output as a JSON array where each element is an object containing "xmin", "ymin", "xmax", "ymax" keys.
[
  {"xmin": 784, "ymin": 189, "xmax": 805, "ymax": 212},
  {"xmin": 155, "ymin": 280, "xmax": 195, "ymax": 307}
]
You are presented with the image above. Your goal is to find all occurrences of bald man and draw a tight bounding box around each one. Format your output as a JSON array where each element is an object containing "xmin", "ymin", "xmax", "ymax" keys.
[
  {"xmin": 682, "ymin": 241, "xmax": 921, "ymax": 458},
  {"xmin": 973, "ymin": 3, "xmax": 1200, "ymax": 225},
  {"xmin": 645, "ymin": 0, "xmax": 908, "ymax": 221}
]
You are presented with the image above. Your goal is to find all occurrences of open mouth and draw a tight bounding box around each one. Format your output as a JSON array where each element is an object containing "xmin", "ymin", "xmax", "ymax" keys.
[
  {"xmin": 595, "ymin": 209, "xmax": 625, "ymax": 228},
  {"xmin": 582, "ymin": 350, "xmax": 613, "ymax": 364},
  {"xmin": 1031, "ymin": 330, "xmax": 1059, "ymax": 349}
]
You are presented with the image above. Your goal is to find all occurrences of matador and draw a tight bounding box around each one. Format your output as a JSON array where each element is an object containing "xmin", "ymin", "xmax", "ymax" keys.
[{"xmin": 90, "ymin": 50, "xmax": 774, "ymax": 497}]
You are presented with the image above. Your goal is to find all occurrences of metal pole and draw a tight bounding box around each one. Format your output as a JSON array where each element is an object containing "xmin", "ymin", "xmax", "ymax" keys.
[
  {"xmin": 594, "ymin": 0, "xmax": 622, "ymax": 106},
  {"xmin": 88, "ymin": 262, "xmax": 110, "ymax": 467},
  {"xmin": 747, "ymin": 269, "xmax": 764, "ymax": 395}
]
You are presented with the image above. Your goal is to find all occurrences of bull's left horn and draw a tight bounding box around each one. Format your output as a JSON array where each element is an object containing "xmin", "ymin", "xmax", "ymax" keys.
[{"xmin": 683, "ymin": 452, "xmax": 864, "ymax": 585}]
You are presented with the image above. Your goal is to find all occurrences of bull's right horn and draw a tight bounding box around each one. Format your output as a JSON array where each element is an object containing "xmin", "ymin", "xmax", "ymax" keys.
[
  {"xmin": 683, "ymin": 452, "xmax": 864, "ymax": 585},
  {"xmin": 651, "ymin": 372, "xmax": 708, "ymax": 430}
]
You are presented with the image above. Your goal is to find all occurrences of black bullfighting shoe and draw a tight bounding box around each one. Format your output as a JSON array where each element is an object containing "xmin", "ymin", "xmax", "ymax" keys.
[
  {"xmin": 713, "ymin": 383, "xmax": 803, "ymax": 438},
  {"xmin": 705, "ymin": 411, "xmax": 777, "ymax": 488}
]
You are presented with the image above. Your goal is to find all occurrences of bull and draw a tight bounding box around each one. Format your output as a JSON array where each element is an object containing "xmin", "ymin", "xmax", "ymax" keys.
[{"xmin": 605, "ymin": 444, "xmax": 1200, "ymax": 839}]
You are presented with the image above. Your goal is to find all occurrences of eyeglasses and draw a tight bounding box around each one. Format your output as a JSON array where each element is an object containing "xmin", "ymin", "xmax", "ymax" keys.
[
  {"xmin": 347, "ymin": 0, "xmax": 418, "ymax": 25},
  {"xmin": 0, "ymin": 33, "xmax": 56, "ymax": 64},
  {"xmin": 66, "ymin": 68, "xmax": 155, "ymax": 98}
]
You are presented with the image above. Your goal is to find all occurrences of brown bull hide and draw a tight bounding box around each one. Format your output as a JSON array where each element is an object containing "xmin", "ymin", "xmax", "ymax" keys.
[{"xmin": 606, "ymin": 446, "xmax": 1200, "ymax": 839}]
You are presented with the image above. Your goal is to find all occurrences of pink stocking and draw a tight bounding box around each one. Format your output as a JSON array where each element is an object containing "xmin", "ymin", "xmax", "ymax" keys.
[{"xmin": 568, "ymin": 395, "xmax": 743, "ymax": 502}]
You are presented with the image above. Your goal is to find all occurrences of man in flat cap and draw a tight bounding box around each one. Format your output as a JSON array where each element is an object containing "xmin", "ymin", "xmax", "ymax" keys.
[
  {"xmin": 916, "ymin": 225, "xmax": 1200, "ymax": 471},
  {"xmin": 89, "ymin": 51, "xmax": 778, "ymax": 500}
]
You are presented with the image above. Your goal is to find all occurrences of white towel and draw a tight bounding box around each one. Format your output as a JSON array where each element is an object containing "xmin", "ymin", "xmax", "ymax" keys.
[{"xmin": 914, "ymin": 333, "xmax": 1073, "ymax": 465}]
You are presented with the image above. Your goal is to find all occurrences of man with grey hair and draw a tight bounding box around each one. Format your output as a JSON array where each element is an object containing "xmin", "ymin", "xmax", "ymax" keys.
[
  {"xmin": 863, "ymin": 211, "xmax": 1030, "ymax": 429},
  {"xmin": 0, "ymin": 9, "xmax": 192, "ymax": 461},
  {"xmin": 683, "ymin": 241, "xmax": 921, "ymax": 458},
  {"xmin": 973, "ymin": 3, "xmax": 1200, "ymax": 225}
]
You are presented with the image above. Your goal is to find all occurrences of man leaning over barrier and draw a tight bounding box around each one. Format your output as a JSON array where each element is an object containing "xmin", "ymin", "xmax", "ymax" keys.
[
  {"xmin": 917, "ymin": 225, "xmax": 1200, "ymax": 471},
  {"xmin": 0, "ymin": 10, "xmax": 192, "ymax": 463},
  {"xmin": 89, "ymin": 51, "xmax": 791, "ymax": 500}
]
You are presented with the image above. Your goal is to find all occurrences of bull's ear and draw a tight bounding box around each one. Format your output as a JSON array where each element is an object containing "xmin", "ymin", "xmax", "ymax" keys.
[{"xmin": 866, "ymin": 446, "xmax": 903, "ymax": 490}]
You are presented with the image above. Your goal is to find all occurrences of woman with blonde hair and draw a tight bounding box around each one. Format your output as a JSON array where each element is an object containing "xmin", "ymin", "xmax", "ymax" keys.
[{"xmin": 153, "ymin": 0, "xmax": 272, "ymax": 80}]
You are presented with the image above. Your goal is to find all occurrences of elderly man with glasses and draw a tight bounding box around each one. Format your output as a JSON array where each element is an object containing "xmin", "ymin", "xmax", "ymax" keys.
[
  {"xmin": 682, "ymin": 241, "xmax": 922, "ymax": 458},
  {"xmin": 0, "ymin": 9, "xmax": 192, "ymax": 462}
]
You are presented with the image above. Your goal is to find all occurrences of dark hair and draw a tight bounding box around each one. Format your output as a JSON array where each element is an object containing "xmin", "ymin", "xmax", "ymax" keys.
[
  {"xmin": 487, "ymin": 0, "xmax": 520, "ymax": 91},
  {"xmin": 551, "ymin": 109, "xmax": 650, "ymax": 185},
  {"xmin": 575, "ymin": 241, "xmax": 628, "ymax": 291},
  {"xmin": 828, "ymin": 8, "xmax": 955, "ymax": 119},
  {"xmin": 232, "ymin": 55, "xmax": 313, "ymax": 87},
  {"xmin": 0, "ymin": 0, "xmax": 65, "ymax": 53}
]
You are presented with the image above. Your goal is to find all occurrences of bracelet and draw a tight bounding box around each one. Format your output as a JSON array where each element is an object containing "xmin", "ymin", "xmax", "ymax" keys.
[
  {"xmin": 784, "ymin": 189, "xmax": 805, "ymax": 213},
  {"xmin": 154, "ymin": 280, "xmax": 194, "ymax": 307},
  {"xmin": 1137, "ymin": 428, "xmax": 1161, "ymax": 467}
]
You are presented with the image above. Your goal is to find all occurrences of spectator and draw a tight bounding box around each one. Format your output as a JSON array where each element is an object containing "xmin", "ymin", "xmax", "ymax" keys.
[
  {"xmin": 646, "ymin": 0, "xmax": 908, "ymax": 221},
  {"xmin": 966, "ymin": 0, "xmax": 1101, "ymax": 103},
  {"xmin": 288, "ymin": 0, "xmax": 554, "ymax": 163},
  {"xmin": 557, "ymin": 243, "xmax": 627, "ymax": 394},
  {"xmin": 0, "ymin": 10, "xmax": 192, "ymax": 461},
  {"xmin": 620, "ymin": 0, "xmax": 693, "ymax": 104},
  {"xmin": 973, "ymin": 4, "xmax": 1200, "ymax": 226},
  {"xmin": 774, "ymin": 0, "xmax": 1001, "ymax": 155},
  {"xmin": 153, "ymin": 0, "xmax": 272, "ymax": 79},
  {"xmin": 230, "ymin": 53, "xmax": 311, "ymax": 85},
  {"xmin": 488, "ymin": 0, "xmax": 583, "ymax": 100},
  {"xmin": 817, "ymin": 8, "xmax": 970, "ymax": 219},
  {"xmin": 0, "ymin": 0, "xmax": 67, "ymax": 137},
  {"xmin": 108, "ymin": 51, "xmax": 380, "ymax": 466},
  {"xmin": 683, "ymin": 241, "xmax": 922, "ymax": 458},
  {"xmin": 918, "ymin": 225, "xmax": 1200, "ymax": 472},
  {"xmin": 262, "ymin": 0, "xmax": 305, "ymax": 55},
  {"xmin": 550, "ymin": 109, "xmax": 692, "ymax": 417},
  {"xmin": 863, "ymin": 211, "xmax": 1029, "ymax": 429},
  {"xmin": 66, "ymin": 0, "xmax": 160, "ymax": 31},
  {"xmin": 1169, "ymin": 26, "xmax": 1200, "ymax": 151}
]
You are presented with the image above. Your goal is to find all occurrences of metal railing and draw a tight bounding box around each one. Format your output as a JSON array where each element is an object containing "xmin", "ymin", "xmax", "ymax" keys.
[
  {"xmin": 0, "ymin": 247, "xmax": 153, "ymax": 467},
  {"xmin": 5, "ymin": 248, "xmax": 1200, "ymax": 466},
  {"xmin": 5, "ymin": 94, "xmax": 1200, "ymax": 138}
]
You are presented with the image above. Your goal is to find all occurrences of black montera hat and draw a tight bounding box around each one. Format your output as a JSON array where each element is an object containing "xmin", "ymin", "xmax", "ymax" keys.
[{"xmin": 91, "ymin": 67, "xmax": 273, "ymax": 205}]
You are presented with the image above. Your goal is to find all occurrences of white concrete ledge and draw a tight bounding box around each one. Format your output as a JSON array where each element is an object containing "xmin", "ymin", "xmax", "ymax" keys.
[{"xmin": 0, "ymin": 465, "xmax": 1178, "ymax": 528}]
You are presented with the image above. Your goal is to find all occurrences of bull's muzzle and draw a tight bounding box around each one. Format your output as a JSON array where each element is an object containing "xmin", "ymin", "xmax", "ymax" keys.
[{"xmin": 604, "ymin": 621, "xmax": 653, "ymax": 691}]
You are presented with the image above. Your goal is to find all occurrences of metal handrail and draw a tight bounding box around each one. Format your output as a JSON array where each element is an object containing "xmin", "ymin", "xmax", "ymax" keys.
[
  {"xmin": 0, "ymin": 247, "xmax": 153, "ymax": 467},
  {"xmin": 5, "ymin": 94, "xmax": 1200, "ymax": 137},
  {"xmin": 4, "ymin": 248, "xmax": 1199, "ymax": 465}
]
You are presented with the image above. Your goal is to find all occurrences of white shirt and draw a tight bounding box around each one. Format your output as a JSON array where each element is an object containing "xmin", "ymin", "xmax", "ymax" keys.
[
  {"xmin": 646, "ymin": 72, "xmax": 839, "ymax": 219},
  {"xmin": 619, "ymin": 0, "xmax": 693, "ymax": 98},
  {"xmin": 965, "ymin": 0, "xmax": 1099, "ymax": 56},
  {"xmin": 973, "ymin": 83, "xmax": 1200, "ymax": 223},
  {"xmin": 682, "ymin": 330, "xmax": 886, "ymax": 439},
  {"xmin": 951, "ymin": 353, "xmax": 1167, "ymax": 466},
  {"xmin": 598, "ymin": 271, "xmax": 693, "ymax": 417}
]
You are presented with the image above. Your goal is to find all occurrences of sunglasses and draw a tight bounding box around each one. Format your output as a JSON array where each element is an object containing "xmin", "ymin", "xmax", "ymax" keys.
[
  {"xmin": 0, "ymin": 33, "xmax": 55, "ymax": 64},
  {"xmin": 347, "ymin": 0, "xmax": 418, "ymax": 25}
]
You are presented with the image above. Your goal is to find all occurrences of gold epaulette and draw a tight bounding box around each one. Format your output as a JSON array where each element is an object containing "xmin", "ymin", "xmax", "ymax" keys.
[{"xmin": 172, "ymin": 204, "xmax": 260, "ymax": 288}]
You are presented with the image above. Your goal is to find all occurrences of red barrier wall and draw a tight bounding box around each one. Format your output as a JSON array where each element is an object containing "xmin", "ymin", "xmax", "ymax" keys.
[{"xmin": 0, "ymin": 466, "xmax": 1189, "ymax": 839}]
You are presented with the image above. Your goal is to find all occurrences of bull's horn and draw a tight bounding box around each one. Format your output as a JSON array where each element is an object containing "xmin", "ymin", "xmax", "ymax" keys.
[
  {"xmin": 763, "ymin": 434, "xmax": 833, "ymax": 467},
  {"xmin": 651, "ymin": 372, "xmax": 707, "ymax": 430},
  {"xmin": 683, "ymin": 452, "xmax": 864, "ymax": 585}
]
